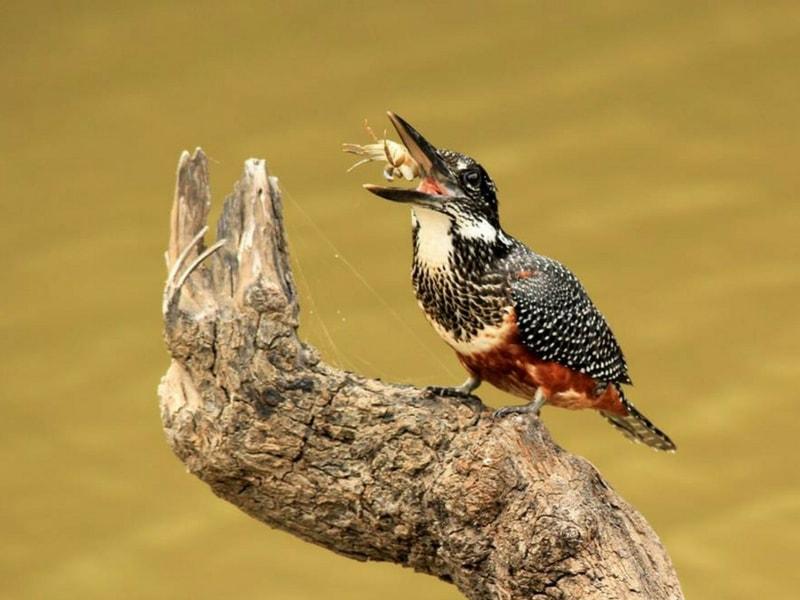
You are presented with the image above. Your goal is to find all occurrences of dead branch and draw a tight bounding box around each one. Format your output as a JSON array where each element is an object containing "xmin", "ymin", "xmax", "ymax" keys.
[{"xmin": 158, "ymin": 149, "xmax": 684, "ymax": 600}]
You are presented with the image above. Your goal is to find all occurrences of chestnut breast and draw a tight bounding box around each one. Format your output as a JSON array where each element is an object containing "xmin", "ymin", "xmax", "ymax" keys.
[{"xmin": 455, "ymin": 311, "xmax": 627, "ymax": 414}]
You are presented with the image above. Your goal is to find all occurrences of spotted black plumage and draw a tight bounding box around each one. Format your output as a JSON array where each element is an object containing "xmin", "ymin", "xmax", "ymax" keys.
[
  {"xmin": 509, "ymin": 250, "xmax": 631, "ymax": 386},
  {"xmin": 412, "ymin": 223, "xmax": 629, "ymax": 386},
  {"xmin": 365, "ymin": 112, "xmax": 675, "ymax": 451},
  {"xmin": 411, "ymin": 217, "xmax": 510, "ymax": 341}
]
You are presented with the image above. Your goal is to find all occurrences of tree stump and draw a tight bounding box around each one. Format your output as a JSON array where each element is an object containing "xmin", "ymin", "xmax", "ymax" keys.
[{"xmin": 158, "ymin": 149, "xmax": 684, "ymax": 600}]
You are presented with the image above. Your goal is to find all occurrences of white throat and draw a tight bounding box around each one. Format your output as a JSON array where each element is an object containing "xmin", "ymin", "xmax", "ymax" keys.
[
  {"xmin": 412, "ymin": 207, "xmax": 500, "ymax": 270},
  {"xmin": 412, "ymin": 207, "xmax": 453, "ymax": 270}
]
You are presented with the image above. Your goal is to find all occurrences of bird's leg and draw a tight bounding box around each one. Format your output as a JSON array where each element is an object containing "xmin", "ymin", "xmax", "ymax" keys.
[
  {"xmin": 426, "ymin": 376, "xmax": 481, "ymax": 399},
  {"xmin": 494, "ymin": 388, "xmax": 547, "ymax": 419}
]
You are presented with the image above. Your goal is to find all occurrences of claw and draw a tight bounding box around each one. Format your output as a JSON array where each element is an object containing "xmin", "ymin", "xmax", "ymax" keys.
[
  {"xmin": 425, "ymin": 376, "xmax": 481, "ymax": 400},
  {"xmin": 425, "ymin": 385, "xmax": 475, "ymax": 399},
  {"xmin": 493, "ymin": 404, "xmax": 538, "ymax": 419},
  {"xmin": 494, "ymin": 389, "xmax": 547, "ymax": 419}
]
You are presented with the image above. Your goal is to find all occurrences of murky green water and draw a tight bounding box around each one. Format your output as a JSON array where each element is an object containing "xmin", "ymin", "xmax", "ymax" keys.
[{"xmin": 2, "ymin": 2, "xmax": 799, "ymax": 598}]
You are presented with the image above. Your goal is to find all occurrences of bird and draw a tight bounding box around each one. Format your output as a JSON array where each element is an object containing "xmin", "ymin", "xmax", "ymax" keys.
[{"xmin": 362, "ymin": 112, "xmax": 675, "ymax": 451}]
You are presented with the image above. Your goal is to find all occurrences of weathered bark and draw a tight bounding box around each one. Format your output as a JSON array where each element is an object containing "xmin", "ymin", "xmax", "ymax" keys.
[{"xmin": 158, "ymin": 149, "xmax": 684, "ymax": 600}]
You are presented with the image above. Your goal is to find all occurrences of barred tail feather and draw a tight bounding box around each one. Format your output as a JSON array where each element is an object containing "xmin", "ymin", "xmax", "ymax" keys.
[{"xmin": 601, "ymin": 392, "xmax": 676, "ymax": 452}]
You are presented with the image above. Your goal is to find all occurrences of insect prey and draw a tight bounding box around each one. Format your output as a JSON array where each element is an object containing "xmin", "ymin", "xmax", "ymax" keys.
[{"xmin": 342, "ymin": 120, "xmax": 422, "ymax": 181}]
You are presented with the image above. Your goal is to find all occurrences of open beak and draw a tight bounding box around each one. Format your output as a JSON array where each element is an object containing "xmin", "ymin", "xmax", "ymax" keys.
[{"xmin": 363, "ymin": 111, "xmax": 458, "ymax": 207}]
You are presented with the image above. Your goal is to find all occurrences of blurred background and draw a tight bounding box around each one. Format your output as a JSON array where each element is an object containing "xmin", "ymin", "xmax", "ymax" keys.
[{"xmin": 2, "ymin": 1, "xmax": 799, "ymax": 598}]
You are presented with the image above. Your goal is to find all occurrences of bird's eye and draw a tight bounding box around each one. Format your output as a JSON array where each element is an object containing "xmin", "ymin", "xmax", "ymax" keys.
[{"xmin": 461, "ymin": 168, "xmax": 481, "ymax": 189}]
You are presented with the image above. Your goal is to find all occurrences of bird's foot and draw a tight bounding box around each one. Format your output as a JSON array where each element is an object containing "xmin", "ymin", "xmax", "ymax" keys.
[
  {"xmin": 425, "ymin": 385, "xmax": 477, "ymax": 400},
  {"xmin": 425, "ymin": 376, "xmax": 481, "ymax": 401},
  {"xmin": 493, "ymin": 390, "xmax": 546, "ymax": 419},
  {"xmin": 493, "ymin": 404, "xmax": 541, "ymax": 418}
]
